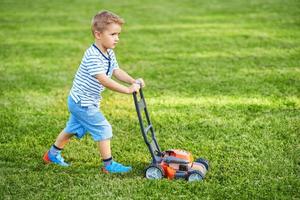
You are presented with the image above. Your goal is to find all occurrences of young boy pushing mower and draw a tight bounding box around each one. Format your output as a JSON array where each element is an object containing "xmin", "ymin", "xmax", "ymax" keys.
[{"xmin": 43, "ymin": 11, "xmax": 145, "ymax": 173}]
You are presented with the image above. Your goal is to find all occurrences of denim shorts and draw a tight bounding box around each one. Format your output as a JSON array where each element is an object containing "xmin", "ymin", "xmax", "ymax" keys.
[{"xmin": 63, "ymin": 96, "xmax": 112, "ymax": 141}]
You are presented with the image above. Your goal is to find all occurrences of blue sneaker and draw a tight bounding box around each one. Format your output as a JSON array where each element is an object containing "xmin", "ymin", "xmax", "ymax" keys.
[
  {"xmin": 102, "ymin": 161, "xmax": 132, "ymax": 173},
  {"xmin": 43, "ymin": 151, "xmax": 70, "ymax": 167}
]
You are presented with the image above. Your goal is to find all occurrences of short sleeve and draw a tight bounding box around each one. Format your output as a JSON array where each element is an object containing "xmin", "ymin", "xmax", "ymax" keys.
[
  {"xmin": 110, "ymin": 50, "xmax": 119, "ymax": 70},
  {"xmin": 85, "ymin": 55, "xmax": 106, "ymax": 76}
]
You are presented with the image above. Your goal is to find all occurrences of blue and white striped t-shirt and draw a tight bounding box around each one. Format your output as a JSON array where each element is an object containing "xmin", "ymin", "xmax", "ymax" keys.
[{"xmin": 70, "ymin": 44, "xmax": 119, "ymax": 107}]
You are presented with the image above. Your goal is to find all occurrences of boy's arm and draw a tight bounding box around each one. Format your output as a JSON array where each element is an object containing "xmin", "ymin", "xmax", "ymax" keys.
[
  {"xmin": 95, "ymin": 74, "xmax": 140, "ymax": 94},
  {"xmin": 113, "ymin": 68, "xmax": 145, "ymax": 87},
  {"xmin": 113, "ymin": 68, "xmax": 135, "ymax": 84}
]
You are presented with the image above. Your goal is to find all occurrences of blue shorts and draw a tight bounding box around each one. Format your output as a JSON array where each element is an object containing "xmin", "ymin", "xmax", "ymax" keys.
[{"xmin": 63, "ymin": 96, "xmax": 112, "ymax": 141}]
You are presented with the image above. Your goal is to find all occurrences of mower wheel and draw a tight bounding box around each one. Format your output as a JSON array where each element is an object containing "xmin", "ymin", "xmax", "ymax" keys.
[
  {"xmin": 187, "ymin": 171, "xmax": 203, "ymax": 182},
  {"xmin": 145, "ymin": 165, "xmax": 164, "ymax": 179}
]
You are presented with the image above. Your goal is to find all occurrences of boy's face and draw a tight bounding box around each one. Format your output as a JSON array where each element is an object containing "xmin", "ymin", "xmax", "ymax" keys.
[{"xmin": 95, "ymin": 23, "xmax": 122, "ymax": 51}]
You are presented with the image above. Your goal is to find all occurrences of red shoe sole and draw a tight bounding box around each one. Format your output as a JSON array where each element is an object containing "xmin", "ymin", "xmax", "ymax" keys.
[
  {"xmin": 43, "ymin": 151, "xmax": 51, "ymax": 164},
  {"xmin": 102, "ymin": 167, "xmax": 109, "ymax": 174}
]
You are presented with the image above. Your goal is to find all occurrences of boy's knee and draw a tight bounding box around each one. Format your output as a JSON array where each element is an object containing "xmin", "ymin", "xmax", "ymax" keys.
[
  {"xmin": 102, "ymin": 124, "xmax": 113, "ymax": 139},
  {"xmin": 91, "ymin": 122, "xmax": 113, "ymax": 141}
]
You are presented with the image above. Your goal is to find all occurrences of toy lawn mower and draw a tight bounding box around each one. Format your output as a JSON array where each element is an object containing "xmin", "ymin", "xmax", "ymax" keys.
[{"xmin": 133, "ymin": 88, "xmax": 209, "ymax": 182}]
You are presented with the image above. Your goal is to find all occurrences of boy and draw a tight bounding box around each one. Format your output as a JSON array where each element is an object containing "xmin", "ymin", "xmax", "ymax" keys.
[{"xmin": 43, "ymin": 11, "xmax": 144, "ymax": 173}]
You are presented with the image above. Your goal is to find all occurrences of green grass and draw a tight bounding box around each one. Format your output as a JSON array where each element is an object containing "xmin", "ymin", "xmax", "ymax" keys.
[{"xmin": 1, "ymin": 0, "xmax": 299, "ymax": 199}]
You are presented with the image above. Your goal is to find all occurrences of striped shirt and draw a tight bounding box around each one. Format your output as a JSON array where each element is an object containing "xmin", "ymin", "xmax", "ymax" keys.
[{"xmin": 70, "ymin": 44, "xmax": 119, "ymax": 107}]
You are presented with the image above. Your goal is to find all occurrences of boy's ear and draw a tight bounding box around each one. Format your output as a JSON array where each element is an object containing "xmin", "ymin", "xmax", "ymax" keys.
[{"xmin": 94, "ymin": 31, "xmax": 102, "ymax": 39}]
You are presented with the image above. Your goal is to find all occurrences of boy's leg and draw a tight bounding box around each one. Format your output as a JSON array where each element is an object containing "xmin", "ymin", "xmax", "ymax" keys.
[
  {"xmin": 43, "ymin": 130, "xmax": 73, "ymax": 167},
  {"xmin": 97, "ymin": 139, "xmax": 132, "ymax": 173},
  {"xmin": 54, "ymin": 130, "xmax": 74, "ymax": 149},
  {"xmin": 97, "ymin": 139, "xmax": 112, "ymax": 160},
  {"xmin": 43, "ymin": 96, "xmax": 86, "ymax": 167},
  {"xmin": 66, "ymin": 99, "xmax": 131, "ymax": 173}
]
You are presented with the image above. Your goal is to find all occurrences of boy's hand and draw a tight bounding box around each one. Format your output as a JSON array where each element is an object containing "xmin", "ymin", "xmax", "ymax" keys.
[
  {"xmin": 128, "ymin": 83, "xmax": 140, "ymax": 94},
  {"xmin": 135, "ymin": 78, "xmax": 145, "ymax": 88}
]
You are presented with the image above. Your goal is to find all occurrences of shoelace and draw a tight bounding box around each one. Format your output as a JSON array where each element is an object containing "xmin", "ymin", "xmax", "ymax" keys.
[
  {"xmin": 109, "ymin": 162, "xmax": 128, "ymax": 170},
  {"xmin": 56, "ymin": 152, "xmax": 65, "ymax": 162}
]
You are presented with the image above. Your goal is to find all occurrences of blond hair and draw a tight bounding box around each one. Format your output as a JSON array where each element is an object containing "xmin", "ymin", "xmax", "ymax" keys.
[{"xmin": 91, "ymin": 11, "xmax": 124, "ymax": 36}]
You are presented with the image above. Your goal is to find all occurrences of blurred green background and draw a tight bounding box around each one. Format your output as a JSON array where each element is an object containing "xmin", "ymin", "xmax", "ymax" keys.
[{"xmin": 0, "ymin": 0, "xmax": 299, "ymax": 199}]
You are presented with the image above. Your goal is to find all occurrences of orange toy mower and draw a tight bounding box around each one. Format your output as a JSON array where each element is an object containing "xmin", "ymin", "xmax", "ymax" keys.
[{"xmin": 133, "ymin": 88, "xmax": 209, "ymax": 181}]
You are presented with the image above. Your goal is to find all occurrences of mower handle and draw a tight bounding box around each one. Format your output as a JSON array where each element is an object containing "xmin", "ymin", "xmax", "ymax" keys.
[
  {"xmin": 132, "ymin": 81, "xmax": 143, "ymax": 96},
  {"xmin": 132, "ymin": 86, "xmax": 162, "ymax": 162}
]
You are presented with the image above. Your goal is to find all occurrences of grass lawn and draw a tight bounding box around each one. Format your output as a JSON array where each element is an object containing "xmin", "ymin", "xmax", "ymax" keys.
[{"xmin": 1, "ymin": 0, "xmax": 299, "ymax": 199}]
